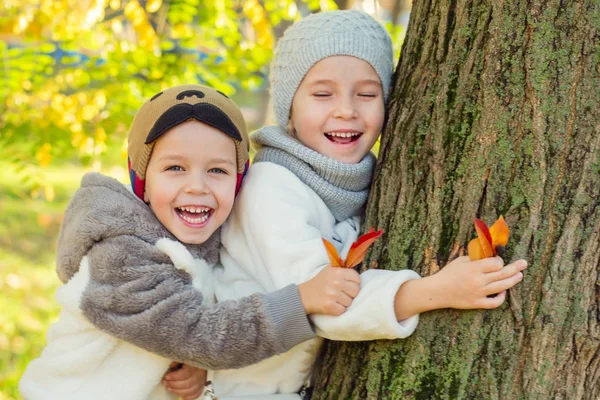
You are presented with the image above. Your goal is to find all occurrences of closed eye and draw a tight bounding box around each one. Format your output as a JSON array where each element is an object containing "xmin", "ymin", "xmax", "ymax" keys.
[
  {"xmin": 358, "ymin": 93, "xmax": 378, "ymax": 98},
  {"xmin": 313, "ymin": 92, "xmax": 331, "ymax": 97}
]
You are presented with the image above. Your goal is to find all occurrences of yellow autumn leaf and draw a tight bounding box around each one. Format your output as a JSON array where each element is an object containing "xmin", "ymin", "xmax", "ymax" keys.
[
  {"xmin": 35, "ymin": 143, "xmax": 52, "ymax": 167},
  {"xmin": 146, "ymin": 0, "xmax": 162, "ymax": 13}
]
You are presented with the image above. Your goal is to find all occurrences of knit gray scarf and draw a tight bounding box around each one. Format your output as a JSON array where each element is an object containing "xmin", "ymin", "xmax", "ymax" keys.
[{"xmin": 252, "ymin": 126, "xmax": 376, "ymax": 221}]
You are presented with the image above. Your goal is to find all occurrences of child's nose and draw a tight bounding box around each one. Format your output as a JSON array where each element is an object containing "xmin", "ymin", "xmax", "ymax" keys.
[
  {"xmin": 184, "ymin": 174, "xmax": 210, "ymax": 195},
  {"xmin": 333, "ymin": 97, "xmax": 358, "ymax": 120}
]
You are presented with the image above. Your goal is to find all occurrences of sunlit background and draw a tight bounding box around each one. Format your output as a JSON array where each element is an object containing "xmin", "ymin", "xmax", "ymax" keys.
[{"xmin": 0, "ymin": 1, "xmax": 410, "ymax": 397}]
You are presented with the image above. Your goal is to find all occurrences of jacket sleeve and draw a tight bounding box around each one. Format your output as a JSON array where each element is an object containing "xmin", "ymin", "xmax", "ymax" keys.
[
  {"xmin": 223, "ymin": 163, "xmax": 420, "ymax": 341},
  {"xmin": 79, "ymin": 234, "xmax": 315, "ymax": 370}
]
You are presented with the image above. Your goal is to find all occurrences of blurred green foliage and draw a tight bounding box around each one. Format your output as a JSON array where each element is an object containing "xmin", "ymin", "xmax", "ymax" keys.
[
  {"xmin": 0, "ymin": 0, "xmax": 339, "ymax": 186},
  {"xmin": 0, "ymin": 161, "xmax": 104, "ymax": 399}
]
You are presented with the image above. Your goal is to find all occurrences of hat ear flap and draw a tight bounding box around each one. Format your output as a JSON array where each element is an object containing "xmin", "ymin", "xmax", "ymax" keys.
[{"xmin": 235, "ymin": 160, "xmax": 250, "ymax": 196}]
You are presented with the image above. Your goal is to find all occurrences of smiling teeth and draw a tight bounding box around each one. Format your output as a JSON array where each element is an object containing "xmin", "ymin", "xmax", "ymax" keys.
[
  {"xmin": 178, "ymin": 206, "xmax": 210, "ymax": 213},
  {"xmin": 328, "ymin": 132, "xmax": 361, "ymax": 138},
  {"xmin": 181, "ymin": 214, "xmax": 209, "ymax": 224}
]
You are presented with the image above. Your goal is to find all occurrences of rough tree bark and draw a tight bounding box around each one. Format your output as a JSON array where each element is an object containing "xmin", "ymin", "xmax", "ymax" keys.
[{"xmin": 312, "ymin": 1, "xmax": 600, "ymax": 399}]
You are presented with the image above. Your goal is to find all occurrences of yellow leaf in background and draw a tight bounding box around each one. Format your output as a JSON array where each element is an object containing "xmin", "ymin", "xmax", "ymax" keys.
[
  {"xmin": 95, "ymin": 126, "xmax": 107, "ymax": 142},
  {"xmin": 71, "ymin": 131, "xmax": 85, "ymax": 147},
  {"xmin": 82, "ymin": 104, "xmax": 96, "ymax": 121},
  {"xmin": 71, "ymin": 122, "xmax": 83, "ymax": 133},
  {"xmin": 63, "ymin": 95, "xmax": 74, "ymax": 108},
  {"xmin": 43, "ymin": 183, "xmax": 55, "ymax": 202},
  {"xmin": 121, "ymin": 137, "xmax": 128, "ymax": 160},
  {"xmin": 150, "ymin": 68, "xmax": 164, "ymax": 80},
  {"xmin": 243, "ymin": 0, "xmax": 274, "ymax": 47},
  {"xmin": 172, "ymin": 23, "xmax": 193, "ymax": 39},
  {"xmin": 110, "ymin": 0, "xmax": 120, "ymax": 10},
  {"xmin": 35, "ymin": 143, "xmax": 52, "ymax": 167},
  {"xmin": 287, "ymin": 2, "xmax": 298, "ymax": 18},
  {"xmin": 94, "ymin": 91, "xmax": 107, "ymax": 109},
  {"xmin": 146, "ymin": 0, "xmax": 162, "ymax": 13},
  {"xmin": 124, "ymin": 1, "xmax": 138, "ymax": 18},
  {"xmin": 111, "ymin": 19, "xmax": 123, "ymax": 33}
]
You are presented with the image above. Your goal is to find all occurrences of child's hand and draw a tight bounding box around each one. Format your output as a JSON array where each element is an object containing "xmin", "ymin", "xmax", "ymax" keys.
[
  {"xmin": 163, "ymin": 362, "xmax": 206, "ymax": 400},
  {"xmin": 434, "ymin": 256, "xmax": 527, "ymax": 309},
  {"xmin": 298, "ymin": 265, "xmax": 361, "ymax": 316}
]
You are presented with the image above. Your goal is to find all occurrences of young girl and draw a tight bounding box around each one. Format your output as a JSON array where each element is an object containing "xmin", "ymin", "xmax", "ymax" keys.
[
  {"xmin": 19, "ymin": 85, "xmax": 362, "ymax": 400},
  {"xmin": 208, "ymin": 10, "xmax": 528, "ymax": 399}
]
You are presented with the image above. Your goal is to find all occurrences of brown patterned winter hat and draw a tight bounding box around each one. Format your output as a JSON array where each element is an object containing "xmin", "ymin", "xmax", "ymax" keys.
[{"xmin": 127, "ymin": 84, "xmax": 250, "ymax": 199}]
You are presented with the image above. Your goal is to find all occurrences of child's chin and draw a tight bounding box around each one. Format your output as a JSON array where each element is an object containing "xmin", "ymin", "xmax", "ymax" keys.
[
  {"xmin": 176, "ymin": 231, "xmax": 212, "ymax": 245},
  {"xmin": 324, "ymin": 144, "xmax": 367, "ymax": 164},
  {"xmin": 328, "ymin": 152, "xmax": 364, "ymax": 164}
]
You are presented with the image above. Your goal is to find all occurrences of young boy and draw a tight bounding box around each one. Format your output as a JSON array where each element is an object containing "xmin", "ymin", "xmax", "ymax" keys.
[{"xmin": 19, "ymin": 84, "xmax": 362, "ymax": 400}]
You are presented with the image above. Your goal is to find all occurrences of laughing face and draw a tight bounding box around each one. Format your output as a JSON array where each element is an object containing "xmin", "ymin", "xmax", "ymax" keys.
[
  {"xmin": 290, "ymin": 56, "xmax": 385, "ymax": 164},
  {"xmin": 144, "ymin": 120, "xmax": 237, "ymax": 244}
]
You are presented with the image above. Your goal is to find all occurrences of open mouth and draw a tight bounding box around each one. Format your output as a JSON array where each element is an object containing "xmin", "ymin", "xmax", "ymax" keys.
[
  {"xmin": 175, "ymin": 206, "xmax": 213, "ymax": 225},
  {"xmin": 325, "ymin": 131, "xmax": 362, "ymax": 145}
]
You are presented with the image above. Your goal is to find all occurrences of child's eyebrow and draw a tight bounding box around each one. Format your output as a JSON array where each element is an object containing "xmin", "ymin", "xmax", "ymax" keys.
[
  {"xmin": 307, "ymin": 79, "xmax": 336, "ymax": 86},
  {"xmin": 210, "ymin": 157, "xmax": 236, "ymax": 166},
  {"xmin": 156, "ymin": 154, "xmax": 185, "ymax": 162},
  {"xmin": 358, "ymin": 79, "xmax": 383, "ymax": 86},
  {"xmin": 157, "ymin": 154, "xmax": 236, "ymax": 166},
  {"xmin": 307, "ymin": 78, "xmax": 381, "ymax": 86}
]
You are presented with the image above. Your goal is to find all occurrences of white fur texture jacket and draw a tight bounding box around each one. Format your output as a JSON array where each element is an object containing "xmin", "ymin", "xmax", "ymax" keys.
[
  {"xmin": 211, "ymin": 162, "xmax": 421, "ymax": 398},
  {"xmin": 19, "ymin": 173, "xmax": 315, "ymax": 400}
]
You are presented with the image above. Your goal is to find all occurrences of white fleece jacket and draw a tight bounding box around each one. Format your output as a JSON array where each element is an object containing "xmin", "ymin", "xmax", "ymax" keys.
[
  {"xmin": 20, "ymin": 241, "xmax": 205, "ymax": 400},
  {"xmin": 211, "ymin": 162, "xmax": 421, "ymax": 398}
]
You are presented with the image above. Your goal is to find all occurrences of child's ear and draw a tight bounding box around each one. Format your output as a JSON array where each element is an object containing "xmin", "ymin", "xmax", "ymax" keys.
[
  {"xmin": 143, "ymin": 190, "xmax": 149, "ymax": 203},
  {"xmin": 286, "ymin": 116, "xmax": 296, "ymax": 138}
]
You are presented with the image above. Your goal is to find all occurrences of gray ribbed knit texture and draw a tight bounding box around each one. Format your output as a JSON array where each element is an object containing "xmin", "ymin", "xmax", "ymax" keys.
[
  {"xmin": 270, "ymin": 10, "xmax": 394, "ymax": 128},
  {"xmin": 252, "ymin": 126, "xmax": 376, "ymax": 221},
  {"xmin": 263, "ymin": 284, "xmax": 315, "ymax": 351}
]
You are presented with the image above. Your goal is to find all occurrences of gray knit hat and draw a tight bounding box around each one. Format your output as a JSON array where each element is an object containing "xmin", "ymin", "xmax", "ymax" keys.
[{"xmin": 270, "ymin": 10, "xmax": 394, "ymax": 128}]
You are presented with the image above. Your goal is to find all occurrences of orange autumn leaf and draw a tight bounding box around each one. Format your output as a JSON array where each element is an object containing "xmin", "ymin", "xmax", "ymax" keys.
[
  {"xmin": 489, "ymin": 216, "xmax": 509, "ymax": 247},
  {"xmin": 345, "ymin": 228, "xmax": 384, "ymax": 268},
  {"xmin": 474, "ymin": 218, "xmax": 495, "ymax": 258},
  {"xmin": 323, "ymin": 228, "xmax": 384, "ymax": 268},
  {"xmin": 468, "ymin": 216, "xmax": 510, "ymax": 260},
  {"xmin": 322, "ymin": 238, "xmax": 343, "ymax": 267}
]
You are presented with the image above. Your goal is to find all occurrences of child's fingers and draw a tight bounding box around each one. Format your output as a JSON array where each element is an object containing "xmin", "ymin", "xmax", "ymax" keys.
[
  {"xmin": 324, "ymin": 302, "xmax": 347, "ymax": 316},
  {"xmin": 485, "ymin": 260, "xmax": 527, "ymax": 283},
  {"xmin": 342, "ymin": 269, "xmax": 361, "ymax": 284},
  {"xmin": 341, "ymin": 280, "xmax": 360, "ymax": 299},
  {"xmin": 166, "ymin": 381, "xmax": 204, "ymax": 399},
  {"xmin": 164, "ymin": 366, "xmax": 193, "ymax": 381},
  {"xmin": 165, "ymin": 376, "xmax": 197, "ymax": 390},
  {"xmin": 452, "ymin": 256, "xmax": 471, "ymax": 264},
  {"xmin": 485, "ymin": 272, "xmax": 524, "ymax": 295},
  {"xmin": 336, "ymin": 291, "xmax": 354, "ymax": 308},
  {"xmin": 476, "ymin": 256, "xmax": 505, "ymax": 273},
  {"xmin": 477, "ymin": 290, "xmax": 507, "ymax": 309}
]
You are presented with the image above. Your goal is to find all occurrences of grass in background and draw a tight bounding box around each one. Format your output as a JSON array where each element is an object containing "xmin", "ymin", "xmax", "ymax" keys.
[{"xmin": 0, "ymin": 161, "xmax": 127, "ymax": 400}]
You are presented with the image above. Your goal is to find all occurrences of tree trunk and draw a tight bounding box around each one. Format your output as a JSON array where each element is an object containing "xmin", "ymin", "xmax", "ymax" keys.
[{"xmin": 312, "ymin": 1, "xmax": 600, "ymax": 399}]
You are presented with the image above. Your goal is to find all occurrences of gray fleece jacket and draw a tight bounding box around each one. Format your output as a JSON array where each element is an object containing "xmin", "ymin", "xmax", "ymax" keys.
[{"xmin": 19, "ymin": 172, "xmax": 315, "ymax": 400}]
